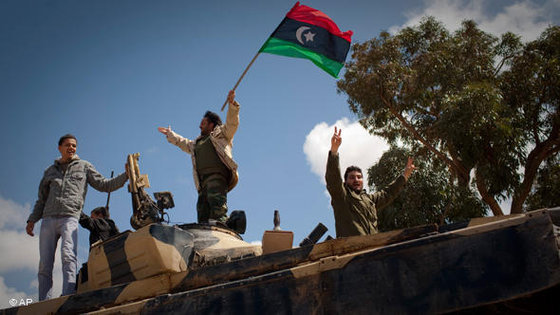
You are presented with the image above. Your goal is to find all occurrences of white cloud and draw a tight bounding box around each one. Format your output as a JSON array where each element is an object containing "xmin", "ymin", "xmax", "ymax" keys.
[
  {"xmin": 0, "ymin": 196, "xmax": 63, "ymax": 303},
  {"xmin": 0, "ymin": 196, "xmax": 37, "ymax": 272},
  {"xmin": 483, "ymin": 1, "xmax": 550, "ymax": 40},
  {"xmin": 0, "ymin": 230, "xmax": 39, "ymax": 272},
  {"xmin": 390, "ymin": 0, "xmax": 558, "ymax": 41},
  {"xmin": 303, "ymin": 118, "xmax": 390, "ymax": 192},
  {"xmin": 389, "ymin": 0, "xmax": 484, "ymax": 34},
  {"xmin": 0, "ymin": 195, "xmax": 31, "ymax": 230}
]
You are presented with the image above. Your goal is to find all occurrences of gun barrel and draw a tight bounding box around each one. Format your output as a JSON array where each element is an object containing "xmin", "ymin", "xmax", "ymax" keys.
[
  {"xmin": 299, "ymin": 223, "xmax": 328, "ymax": 247},
  {"xmin": 105, "ymin": 170, "xmax": 114, "ymax": 211},
  {"xmin": 126, "ymin": 152, "xmax": 162, "ymax": 230},
  {"xmin": 127, "ymin": 154, "xmax": 138, "ymax": 193}
]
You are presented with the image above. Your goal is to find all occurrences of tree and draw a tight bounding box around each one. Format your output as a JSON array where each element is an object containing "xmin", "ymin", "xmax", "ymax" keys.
[
  {"xmin": 368, "ymin": 146, "xmax": 487, "ymax": 232},
  {"xmin": 337, "ymin": 17, "xmax": 560, "ymax": 215},
  {"xmin": 524, "ymin": 154, "xmax": 560, "ymax": 211}
]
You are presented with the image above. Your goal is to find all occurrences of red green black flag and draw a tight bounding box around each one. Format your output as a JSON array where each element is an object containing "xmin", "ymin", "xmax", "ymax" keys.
[{"xmin": 259, "ymin": 2, "xmax": 353, "ymax": 78}]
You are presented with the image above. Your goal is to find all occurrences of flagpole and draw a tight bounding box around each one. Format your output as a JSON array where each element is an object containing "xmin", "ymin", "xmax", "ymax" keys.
[{"xmin": 221, "ymin": 51, "xmax": 261, "ymax": 111}]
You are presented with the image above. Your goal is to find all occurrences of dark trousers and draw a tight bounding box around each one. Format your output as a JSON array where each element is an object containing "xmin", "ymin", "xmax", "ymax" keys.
[{"xmin": 197, "ymin": 174, "xmax": 228, "ymax": 223}]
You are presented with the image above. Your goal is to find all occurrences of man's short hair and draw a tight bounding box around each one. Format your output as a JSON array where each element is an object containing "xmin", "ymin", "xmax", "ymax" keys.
[
  {"xmin": 344, "ymin": 166, "xmax": 362, "ymax": 181},
  {"xmin": 91, "ymin": 206, "xmax": 109, "ymax": 218},
  {"xmin": 204, "ymin": 111, "xmax": 222, "ymax": 127},
  {"xmin": 58, "ymin": 134, "xmax": 77, "ymax": 146}
]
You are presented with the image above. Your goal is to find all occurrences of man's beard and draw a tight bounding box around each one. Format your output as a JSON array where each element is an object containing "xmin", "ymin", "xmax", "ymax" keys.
[{"xmin": 345, "ymin": 183, "xmax": 362, "ymax": 193}]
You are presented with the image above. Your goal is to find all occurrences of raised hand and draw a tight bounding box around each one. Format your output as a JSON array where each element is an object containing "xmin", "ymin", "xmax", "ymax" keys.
[
  {"xmin": 403, "ymin": 157, "xmax": 417, "ymax": 180},
  {"xmin": 227, "ymin": 90, "xmax": 236, "ymax": 105},
  {"xmin": 157, "ymin": 125, "xmax": 171, "ymax": 136},
  {"xmin": 330, "ymin": 126, "xmax": 342, "ymax": 154}
]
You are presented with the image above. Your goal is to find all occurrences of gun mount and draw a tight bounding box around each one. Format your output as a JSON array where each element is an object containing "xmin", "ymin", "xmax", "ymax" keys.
[{"xmin": 127, "ymin": 153, "xmax": 174, "ymax": 230}]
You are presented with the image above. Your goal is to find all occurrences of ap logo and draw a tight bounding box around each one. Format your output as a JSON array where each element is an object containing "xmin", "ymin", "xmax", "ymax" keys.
[{"xmin": 8, "ymin": 298, "xmax": 33, "ymax": 307}]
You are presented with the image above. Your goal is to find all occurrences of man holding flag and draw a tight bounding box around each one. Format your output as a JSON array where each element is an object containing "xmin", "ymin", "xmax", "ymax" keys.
[
  {"xmin": 158, "ymin": 90, "xmax": 240, "ymax": 224},
  {"xmin": 160, "ymin": 2, "xmax": 351, "ymax": 225}
]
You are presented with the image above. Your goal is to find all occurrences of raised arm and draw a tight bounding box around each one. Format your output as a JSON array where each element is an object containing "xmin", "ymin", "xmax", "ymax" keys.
[
  {"xmin": 403, "ymin": 157, "xmax": 416, "ymax": 181},
  {"xmin": 326, "ymin": 127, "xmax": 346, "ymax": 201},
  {"xmin": 222, "ymin": 90, "xmax": 240, "ymax": 142},
  {"xmin": 157, "ymin": 125, "xmax": 171, "ymax": 136},
  {"xmin": 159, "ymin": 125, "xmax": 195, "ymax": 154},
  {"xmin": 330, "ymin": 126, "xmax": 342, "ymax": 154},
  {"xmin": 86, "ymin": 163, "xmax": 128, "ymax": 193},
  {"xmin": 372, "ymin": 157, "xmax": 417, "ymax": 210}
]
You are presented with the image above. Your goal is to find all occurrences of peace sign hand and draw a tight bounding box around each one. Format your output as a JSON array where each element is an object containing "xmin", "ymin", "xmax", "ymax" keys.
[{"xmin": 331, "ymin": 126, "xmax": 342, "ymax": 154}]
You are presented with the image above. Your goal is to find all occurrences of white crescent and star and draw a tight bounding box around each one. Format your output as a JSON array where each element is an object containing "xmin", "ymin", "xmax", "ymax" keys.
[
  {"xmin": 303, "ymin": 31, "xmax": 316, "ymax": 42},
  {"xmin": 295, "ymin": 26, "xmax": 316, "ymax": 45}
]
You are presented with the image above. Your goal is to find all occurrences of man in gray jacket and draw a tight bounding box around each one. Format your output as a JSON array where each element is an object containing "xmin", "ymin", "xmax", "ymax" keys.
[{"xmin": 26, "ymin": 134, "xmax": 128, "ymax": 300}]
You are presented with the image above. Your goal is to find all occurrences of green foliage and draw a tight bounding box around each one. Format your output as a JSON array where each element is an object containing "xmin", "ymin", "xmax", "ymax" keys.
[
  {"xmin": 368, "ymin": 147, "xmax": 487, "ymax": 231},
  {"xmin": 525, "ymin": 155, "xmax": 560, "ymax": 211},
  {"xmin": 338, "ymin": 18, "xmax": 560, "ymax": 215}
]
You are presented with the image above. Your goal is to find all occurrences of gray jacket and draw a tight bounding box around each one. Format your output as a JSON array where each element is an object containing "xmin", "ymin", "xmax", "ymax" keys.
[{"xmin": 27, "ymin": 155, "xmax": 128, "ymax": 222}]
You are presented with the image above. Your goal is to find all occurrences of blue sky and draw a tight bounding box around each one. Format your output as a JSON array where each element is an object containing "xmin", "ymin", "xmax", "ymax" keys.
[{"xmin": 1, "ymin": 0, "xmax": 558, "ymax": 307}]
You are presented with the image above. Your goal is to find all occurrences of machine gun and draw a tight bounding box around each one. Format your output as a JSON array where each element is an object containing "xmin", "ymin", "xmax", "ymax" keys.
[{"xmin": 127, "ymin": 153, "xmax": 174, "ymax": 230}]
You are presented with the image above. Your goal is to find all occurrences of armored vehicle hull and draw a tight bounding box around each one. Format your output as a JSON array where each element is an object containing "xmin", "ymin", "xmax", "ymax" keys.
[{"xmin": 3, "ymin": 208, "xmax": 560, "ymax": 314}]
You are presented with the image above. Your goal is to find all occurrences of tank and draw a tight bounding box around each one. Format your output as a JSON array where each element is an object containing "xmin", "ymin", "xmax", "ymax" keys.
[
  {"xmin": 3, "ymin": 155, "xmax": 560, "ymax": 314},
  {"xmin": 75, "ymin": 223, "xmax": 262, "ymax": 295}
]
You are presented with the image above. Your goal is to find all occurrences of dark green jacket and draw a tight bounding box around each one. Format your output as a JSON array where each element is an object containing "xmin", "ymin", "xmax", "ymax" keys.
[{"xmin": 325, "ymin": 151, "xmax": 406, "ymax": 238}]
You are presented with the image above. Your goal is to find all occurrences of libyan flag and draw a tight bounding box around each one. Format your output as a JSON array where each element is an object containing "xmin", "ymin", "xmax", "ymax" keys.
[{"xmin": 259, "ymin": 2, "xmax": 353, "ymax": 78}]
